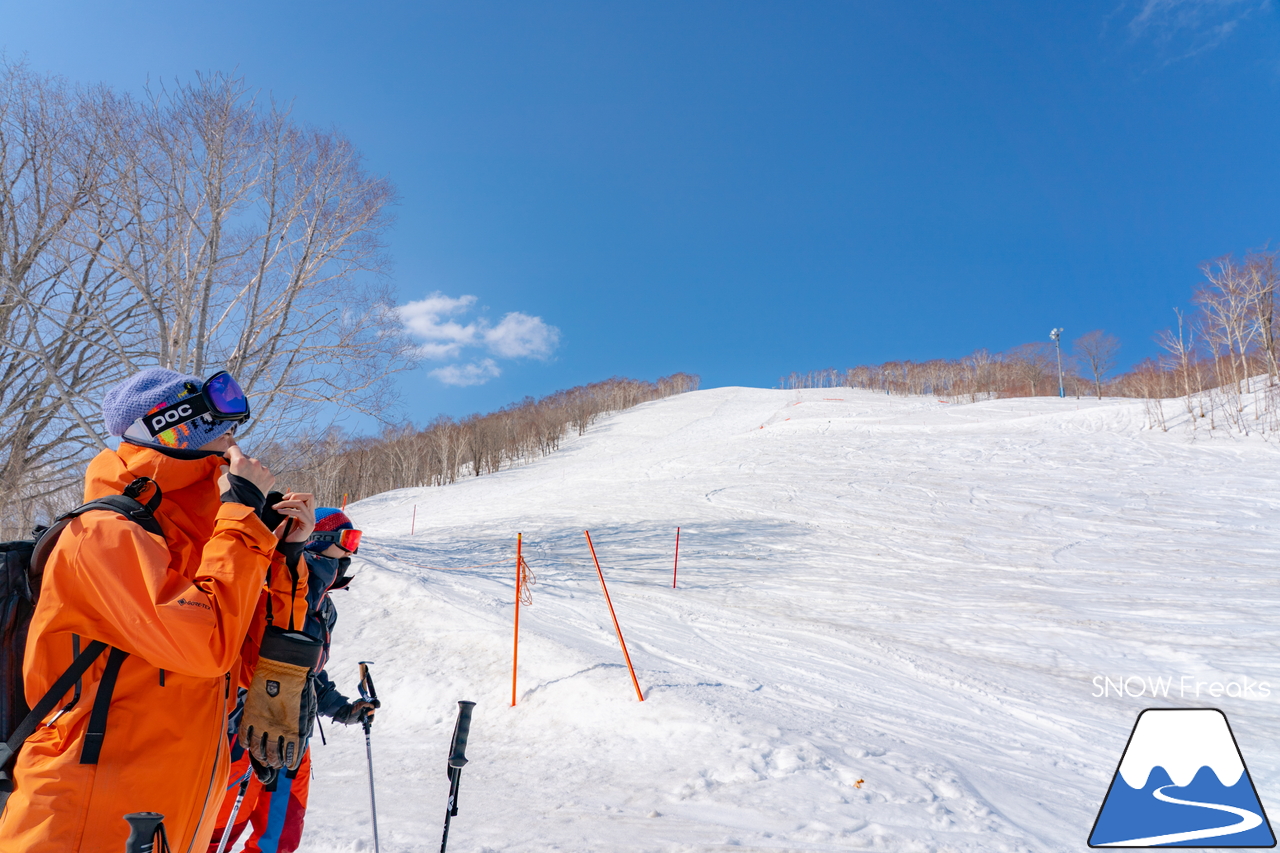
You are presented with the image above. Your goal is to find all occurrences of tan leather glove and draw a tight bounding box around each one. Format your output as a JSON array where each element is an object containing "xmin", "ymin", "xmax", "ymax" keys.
[{"xmin": 240, "ymin": 626, "xmax": 322, "ymax": 771}]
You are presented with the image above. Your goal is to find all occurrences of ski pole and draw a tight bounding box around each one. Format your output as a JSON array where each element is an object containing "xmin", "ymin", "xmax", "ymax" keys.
[
  {"xmin": 358, "ymin": 661, "xmax": 381, "ymax": 853},
  {"xmin": 212, "ymin": 772, "xmax": 251, "ymax": 853},
  {"xmin": 122, "ymin": 812, "xmax": 169, "ymax": 853},
  {"xmin": 440, "ymin": 700, "xmax": 476, "ymax": 853}
]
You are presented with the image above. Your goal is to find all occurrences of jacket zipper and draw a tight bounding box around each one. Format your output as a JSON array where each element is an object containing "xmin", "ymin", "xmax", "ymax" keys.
[{"xmin": 184, "ymin": 672, "xmax": 231, "ymax": 853}]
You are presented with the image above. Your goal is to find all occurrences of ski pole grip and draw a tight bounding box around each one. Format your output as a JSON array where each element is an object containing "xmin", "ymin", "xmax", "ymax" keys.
[
  {"xmin": 358, "ymin": 660, "xmax": 378, "ymax": 703},
  {"xmin": 122, "ymin": 812, "xmax": 164, "ymax": 853},
  {"xmin": 447, "ymin": 701, "xmax": 476, "ymax": 771}
]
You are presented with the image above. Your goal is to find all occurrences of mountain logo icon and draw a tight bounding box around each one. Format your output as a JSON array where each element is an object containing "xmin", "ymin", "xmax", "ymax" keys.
[{"xmin": 1089, "ymin": 708, "xmax": 1275, "ymax": 848}]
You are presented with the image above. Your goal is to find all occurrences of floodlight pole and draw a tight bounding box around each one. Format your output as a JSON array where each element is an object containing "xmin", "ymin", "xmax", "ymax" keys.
[{"xmin": 1050, "ymin": 327, "xmax": 1064, "ymax": 398}]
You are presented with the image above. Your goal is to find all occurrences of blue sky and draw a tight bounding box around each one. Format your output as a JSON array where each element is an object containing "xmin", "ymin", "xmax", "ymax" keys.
[{"xmin": 4, "ymin": 1, "xmax": 1279, "ymax": 426}]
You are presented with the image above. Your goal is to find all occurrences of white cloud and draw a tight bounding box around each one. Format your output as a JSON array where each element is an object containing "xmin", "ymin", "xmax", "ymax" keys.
[
  {"xmin": 430, "ymin": 359, "xmax": 503, "ymax": 387},
  {"xmin": 399, "ymin": 291, "xmax": 560, "ymax": 386},
  {"xmin": 397, "ymin": 294, "xmax": 481, "ymax": 360},
  {"xmin": 1123, "ymin": 0, "xmax": 1266, "ymax": 59},
  {"xmin": 484, "ymin": 312, "xmax": 561, "ymax": 359}
]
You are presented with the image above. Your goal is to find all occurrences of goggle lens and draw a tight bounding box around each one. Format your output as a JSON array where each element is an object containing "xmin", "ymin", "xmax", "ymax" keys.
[
  {"xmin": 311, "ymin": 528, "xmax": 362, "ymax": 553},
  {"xmin": 205, "ymin": 371, "xmax": 249, "ymax": 416}
]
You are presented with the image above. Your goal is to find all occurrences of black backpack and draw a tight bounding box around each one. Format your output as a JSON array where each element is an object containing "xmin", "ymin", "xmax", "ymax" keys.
[{"xmin": 0, "ymin": 477, "xmax": 163, "ymax": 804}]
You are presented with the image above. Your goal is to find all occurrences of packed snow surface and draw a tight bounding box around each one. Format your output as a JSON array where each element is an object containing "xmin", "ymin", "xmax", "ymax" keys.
[{"xmin": 288, "ymin": 387, "xmax": 1280, "ymax": 852}]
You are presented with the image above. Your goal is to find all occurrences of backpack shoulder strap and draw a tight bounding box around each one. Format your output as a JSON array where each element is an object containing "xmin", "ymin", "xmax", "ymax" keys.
[
  {"xmin": 71, "ymin": 476, "xmax": 164, "ymax": 538},
  {"xmin": 78, "ymin": 646, "xmax": 128, "ymax": 765},
  {"xmin": 0, "ymin": 640, "xmax": 108, "ymax": 770},
  {"xmin": 30, "ymin": 479, "xmax": 164, "ymax": 584},
  {"xmin": 73, "ymin": 495, "xmax": 164, "ymax": 538}
]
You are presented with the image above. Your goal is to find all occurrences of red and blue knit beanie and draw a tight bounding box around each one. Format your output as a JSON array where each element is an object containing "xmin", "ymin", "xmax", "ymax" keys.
[{"xmin": 308, "ymin": 507, "xmax": 355, "ymax": 552}]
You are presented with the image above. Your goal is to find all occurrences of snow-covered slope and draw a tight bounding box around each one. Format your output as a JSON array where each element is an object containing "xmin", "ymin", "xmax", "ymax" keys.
[{"xmin": 293, "ymin": 387, "xmax": 1280, "ymax": 852}]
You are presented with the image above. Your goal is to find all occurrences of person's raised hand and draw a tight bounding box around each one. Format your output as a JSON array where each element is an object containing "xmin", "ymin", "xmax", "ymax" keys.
[
  {"xmin": 217, "ymin": 444, "xmax": 276, "ymax": 496},
  {"xmin": 271, "ymin": 492, "xmax": 316, "ymax": 543}
]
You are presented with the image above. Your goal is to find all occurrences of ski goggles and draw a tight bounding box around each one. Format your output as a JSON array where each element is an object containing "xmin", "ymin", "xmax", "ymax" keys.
[
  {"xmin": 128, "ymin": 370, "xmax": 252, "ymax": 440},
  {"xmin": 309, "ymin": 528, "xmax": 362, "ymax": 553}
]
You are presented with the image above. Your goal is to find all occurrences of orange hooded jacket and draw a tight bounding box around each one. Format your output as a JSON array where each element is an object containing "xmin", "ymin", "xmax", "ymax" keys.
[{"xmin": 0, "ymin": 444, "xmax": 307, "ymax": 853}]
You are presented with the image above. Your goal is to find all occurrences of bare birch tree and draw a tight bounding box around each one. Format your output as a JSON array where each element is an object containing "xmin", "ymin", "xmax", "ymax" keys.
[
  {"xmin": 0, "ymin": 64, "xmax": 125, "ymax": 532},
  {"xmin": 67, "ymin": 73, "xmax": 409, "ymax": 443},
  {"xmin": 1073, "ymin": 330, "xmax": 1120, "ymax": 399},
  {"xmin": 1243, "ymin": 250, "xmax": 1279, "ymax": 384},
  {"xmin": 0, "ymin": 64, "xmax": 410, "ymax": 529},
  {"xmin": 1195, "ymin": 255, "xmax": 1256, "ymax": 399}
]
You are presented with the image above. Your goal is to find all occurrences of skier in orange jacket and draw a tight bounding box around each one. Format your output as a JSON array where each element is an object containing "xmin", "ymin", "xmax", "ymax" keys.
[{"xmin": 0, "ymin": 368, "xmax": 312, "ymax": 852}]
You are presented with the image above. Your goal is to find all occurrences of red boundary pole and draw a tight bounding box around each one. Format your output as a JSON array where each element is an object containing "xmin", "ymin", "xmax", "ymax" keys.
[
  {"xmin": 512, "ymin": 533, "xmax": 522, "ymax": 707},
  {"xmin": 584, "ymin": 531, "xmax": 644, "ymax": 702},
  {"xmin": 672, "ymin": 527, "xmax": 681, "ymax": 589},
  {"xmin": 410, "ymin": 505, "xmax": 416, "ymax": 536}
]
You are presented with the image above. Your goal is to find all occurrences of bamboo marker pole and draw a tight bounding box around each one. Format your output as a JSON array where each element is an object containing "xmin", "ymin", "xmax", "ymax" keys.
[
  {"xmin": 672, "ymin": 527, "xmax": 681, "ymax": 589},
  {"xmin": 512, "ymin": 533, "xmax": 522, "ymax": 707},
  {"xmin": 584, "ymin": 531, "xmax": 644, "ymax": 702}
]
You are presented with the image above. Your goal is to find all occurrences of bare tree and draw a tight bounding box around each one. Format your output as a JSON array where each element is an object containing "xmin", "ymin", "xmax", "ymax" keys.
[
  {"xmin": 1155, "ymin": 309, "xmax": 1203, "ymax": 421},
  {"xmin": 0, "ymin": 64, "xmax": 413, "ymax": 530},
  {"xmin": 67, "ymin": 73, "xmax": 410, "ymax": 443},
  {"xmin": 1243, "ymin": 250, "xmax": 1279, "ymax": 384},
  {"xmin": 0, "ymin": 65, "xmax": 410, "ymax": 464},
  {"xmin": 1006, "ymin": 343, "xmax": 1056, "ymax": 396},
  {"xmin": 0, "ymin": 64, "xmax": 124, "ymax": 533},
  {"xmin": 1073, "ymin": 330, "xmax": 1120, "ymax": 399},
  {"xmin": 1195, "ymin": 255, "xmax": 1257, "ymax": 399}
]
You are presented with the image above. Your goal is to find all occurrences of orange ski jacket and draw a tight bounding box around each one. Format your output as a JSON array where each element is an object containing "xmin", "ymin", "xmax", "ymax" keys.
[{"xmin": 0, "ymin": 444, "xmax": 307, "ymax": 853}]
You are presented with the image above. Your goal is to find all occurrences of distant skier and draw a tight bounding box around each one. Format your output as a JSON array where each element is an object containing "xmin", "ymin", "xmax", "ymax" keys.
[{"xmin": 207, "ymin": 508, "xmax": 376, "ymax": 853}]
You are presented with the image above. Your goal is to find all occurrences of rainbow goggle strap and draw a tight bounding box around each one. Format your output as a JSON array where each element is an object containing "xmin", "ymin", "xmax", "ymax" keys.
[
  {"xmin": 309, "ymin": 528, "xmax": 362, "ymax": 553},
  {"xmin": 123, "ymin": 371, "xmax": 251, "ymax": 443}
]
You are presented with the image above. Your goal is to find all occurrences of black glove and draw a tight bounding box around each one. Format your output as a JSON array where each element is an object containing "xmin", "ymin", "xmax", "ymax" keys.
[
  {"xmin": 259, "ymin": 491, "xmax": 287, "ymax": 531},
  {"xmin": 332, "ymin": 699, "xmax": 380, "ymax": 726},
  {"xmin": 249, "ymin": 752, "xmax": 278, "ymax": 787},
  {"xmin": 221, "ymin": 474, "xmax": 265, "ymax": 514}
]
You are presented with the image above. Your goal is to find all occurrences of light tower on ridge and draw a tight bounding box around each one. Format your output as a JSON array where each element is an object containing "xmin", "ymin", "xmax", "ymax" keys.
[{"xmin": 1050, "ymin": 327, "xmax": 1064, "ymax": 398}]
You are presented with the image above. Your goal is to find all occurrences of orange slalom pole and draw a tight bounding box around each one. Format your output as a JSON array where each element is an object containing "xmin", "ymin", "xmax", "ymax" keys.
[
  {"xmin": 672, "ymin": 526, "xmax": 681, "ymax": 589},
  {"xmin": 584, "ymin": 530, "xmax": 644, "ymax": 702},
  {"xmin": 341, "ymin": 493, "xmax": 348, "ymax": 511},
  {"xmin": 512, "ymin": 533, "xmax": 522, "ymax": 707}
]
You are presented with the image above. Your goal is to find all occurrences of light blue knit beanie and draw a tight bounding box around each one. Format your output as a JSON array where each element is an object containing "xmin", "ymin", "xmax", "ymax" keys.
[{"xmin": 102, "ymin": 367, "xmax": 237, "ymax": 450}]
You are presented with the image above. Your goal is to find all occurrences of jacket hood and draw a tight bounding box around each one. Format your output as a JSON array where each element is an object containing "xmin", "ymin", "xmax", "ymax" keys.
[
  {"xmin": 87, "ymin": 442, "xmax": 225, "ymax": 498},
  {"xmin": 84, "ymin": 443, "xmax": 228, "ymax": 548}
]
